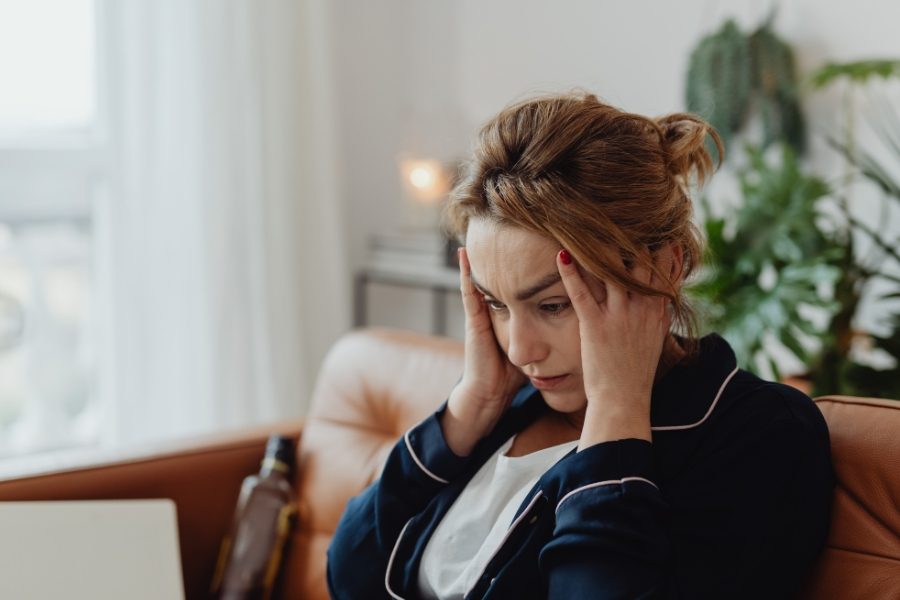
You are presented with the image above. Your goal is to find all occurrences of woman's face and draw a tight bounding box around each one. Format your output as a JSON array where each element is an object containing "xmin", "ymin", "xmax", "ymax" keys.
[{"xmin": 465, "ymin": 218, "xmax": 602, "ymax": 415}]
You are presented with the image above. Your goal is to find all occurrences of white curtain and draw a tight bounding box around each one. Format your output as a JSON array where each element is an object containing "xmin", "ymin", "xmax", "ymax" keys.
[{"xmin": 100, "ymin": 0, "xmax": 349, "ymax": 446}]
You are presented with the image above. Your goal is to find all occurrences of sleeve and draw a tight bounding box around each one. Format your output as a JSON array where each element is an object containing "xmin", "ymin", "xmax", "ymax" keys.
[
  {"xmin": 538, "ymin": 400, "xmax": 833, "ymax": 599},
  {"xmin": 539, "ymin": 438, "xmax": 671, "ymax": 599},
  {"xmin": 326, "ymin": 401, "xmax": 471, "ymax": 600}
]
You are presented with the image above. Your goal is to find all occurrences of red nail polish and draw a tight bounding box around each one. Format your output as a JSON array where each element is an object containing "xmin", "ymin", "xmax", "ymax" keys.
[{"xmin": 559, "ymin": 250, "xmax": 572, "ymax": 265}]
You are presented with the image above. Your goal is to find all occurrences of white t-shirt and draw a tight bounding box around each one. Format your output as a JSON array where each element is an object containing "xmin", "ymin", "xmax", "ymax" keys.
[{"xmin": 417, "ymin": 436, "xmax": 578, "ymax": 600}]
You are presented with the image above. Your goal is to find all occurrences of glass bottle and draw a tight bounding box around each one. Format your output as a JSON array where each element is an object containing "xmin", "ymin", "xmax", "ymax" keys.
[{"xmin": 210, "ymin": 435, "xmax": 297, "ymax": 600}]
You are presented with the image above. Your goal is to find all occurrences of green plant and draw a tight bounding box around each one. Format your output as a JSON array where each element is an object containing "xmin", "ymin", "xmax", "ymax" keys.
[
  {"xmin": 690, "ymin": 145, "xmax": 842, "ymax": 378},
  {"xmin": 805, "ymin": 61, "xmax": 900, "ymax": 397},
  {"xmin": 811, "ymin": 60, "xmax": 900, "ymax": 87},
  {"xmin": 686, "ymin": 15, "xmax": 805, "ymax": 159},
  {"xmin": 685, "ymin": 10, "xmax": 900, "ymax": 397}
]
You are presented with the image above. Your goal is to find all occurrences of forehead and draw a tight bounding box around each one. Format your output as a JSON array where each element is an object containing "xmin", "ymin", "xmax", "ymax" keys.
[
  {"xmin": 466, "ymin": 218, "xmax": 555, "ymax": 253},
  {"xmin": 465, "ymin": 219, "xmax": 560, "ymax": 287}
]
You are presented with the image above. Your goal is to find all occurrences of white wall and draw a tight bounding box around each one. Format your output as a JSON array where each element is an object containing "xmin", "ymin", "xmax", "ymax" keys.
[{"xmin": 327, "ymin": 0, "xmax": 900, "ymax": 349}]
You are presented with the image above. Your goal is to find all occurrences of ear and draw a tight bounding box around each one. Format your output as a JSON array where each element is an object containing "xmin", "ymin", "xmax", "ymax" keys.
[{"xmin": 656, "ymin": 243, "xmax": 685, "ymax": 288}]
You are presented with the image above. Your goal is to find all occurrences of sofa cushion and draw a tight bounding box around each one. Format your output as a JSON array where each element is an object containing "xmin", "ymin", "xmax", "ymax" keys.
[{"xmin": 799, "ymin": 396, "xmax": 900, "ymax": 599}]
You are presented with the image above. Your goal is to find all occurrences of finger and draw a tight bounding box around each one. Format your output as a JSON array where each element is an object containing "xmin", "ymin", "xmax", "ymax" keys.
[
  {"xmin": 632, "ymin": 263, "xmax": 651, "ymax": 292},
  {"xmin": 658, "ymin": 269, "xmax": 674, "ymax": 321},
  {"xmin": 649, "ymin": 261, "xmax": 674, "ymax": 297},
  {"xmin": 648, "ymin": 284, "xmax": 675, "ymax": 345},
  {"xmin": 557, "ymin": 250, "xmax": 602, "ymax": 321},
  {"xmin": 632, "ymin": 255, "xmax": 667, "ymax": 308},
  {"xmin": 632, "ymin": 249, "xmax": 653, "ymax": 288},
  {"xmin": 601, "ymin": 250, "xmax": 630, "ymax": 313},
  {"xmin": 585, "ymin": 277, "xmax": 608, "ymax": 307},
  {"xmin": 458, "ymin": 248, "xmax": 485, "ymax": 318},
  {"xmin": 647, "ymin": 267, "xmax": 664, "ymax": 303},
  {"xmin": 663, "ymin": 303, "xmax": 674, "ymax": 331}
]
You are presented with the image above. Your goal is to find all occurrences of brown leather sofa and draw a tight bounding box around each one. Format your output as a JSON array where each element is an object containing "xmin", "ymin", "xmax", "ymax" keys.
[{"xmin": 0, "ymin": 328, "xmax": 898, "ymax": 599}]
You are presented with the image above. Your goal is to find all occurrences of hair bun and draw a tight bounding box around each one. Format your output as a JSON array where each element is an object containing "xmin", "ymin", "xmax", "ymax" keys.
[{"xmin": 656, "ymin": 113, "xmax": 722, "ymax": 186}]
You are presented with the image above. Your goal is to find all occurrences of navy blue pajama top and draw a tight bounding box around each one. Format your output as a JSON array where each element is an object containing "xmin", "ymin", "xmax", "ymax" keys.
[{"xmin": 326, "ymin": 334, "xmax": 834, "ymax": 599}]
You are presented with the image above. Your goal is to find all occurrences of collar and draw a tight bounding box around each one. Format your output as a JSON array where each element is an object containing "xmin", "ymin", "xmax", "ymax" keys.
[
  {"xmin": 650, "ymin": 333, "xmax": 739, "ymax": 431},
  {"xmin": 514, "ymin": 333, "xmax": 740, "ymax": 432}
]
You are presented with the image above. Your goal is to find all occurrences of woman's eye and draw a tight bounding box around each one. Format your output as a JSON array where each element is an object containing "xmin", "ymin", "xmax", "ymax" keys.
[
  {"xmin": 540, "ymin": 302, "xmax": 570, "ymax": 315},
  {"xmin": 485, "ymin": 299, "xmax": 507, "ymax": 311}
]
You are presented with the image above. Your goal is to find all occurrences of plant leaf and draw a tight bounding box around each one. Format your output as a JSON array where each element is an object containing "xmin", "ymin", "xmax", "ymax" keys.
[{"xmin": 810, "ymin": 60, "xmax": 900, "ymax": 88}]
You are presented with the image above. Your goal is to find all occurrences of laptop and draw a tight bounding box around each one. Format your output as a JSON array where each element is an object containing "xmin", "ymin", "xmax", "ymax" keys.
[{"xmin": 0, "ymin": 499, "xmax": 185, "ymax": 600}]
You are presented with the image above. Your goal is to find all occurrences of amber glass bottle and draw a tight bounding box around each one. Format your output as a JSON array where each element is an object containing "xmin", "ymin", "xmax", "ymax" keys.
[{"xmin": 210, "ymin": 435, "xmax": 297, "ymax": 600}]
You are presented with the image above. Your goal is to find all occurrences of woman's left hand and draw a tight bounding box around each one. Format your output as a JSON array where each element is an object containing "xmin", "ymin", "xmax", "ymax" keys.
[{"xmin": 556, "ymin": 249, "xmax": 671, "ymax": 448}]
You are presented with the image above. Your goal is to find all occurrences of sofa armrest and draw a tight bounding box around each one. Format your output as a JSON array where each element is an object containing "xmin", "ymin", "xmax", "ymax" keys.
[{"xmin": 0, "ymin": 419, "xmax": 303, "ymax": 600}]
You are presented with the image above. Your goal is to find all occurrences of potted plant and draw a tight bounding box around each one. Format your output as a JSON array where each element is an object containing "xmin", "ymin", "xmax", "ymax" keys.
[
  {"xmin": 690, "ymin": 144, "xmax": 842, "ymax": 381},
  {"xmin": 685, "ymin": 19, "xmax": 900, "ymax": 397},
  {"xmin": 806, "ymin": 60, "xmax": 900, "ymax": 397}
]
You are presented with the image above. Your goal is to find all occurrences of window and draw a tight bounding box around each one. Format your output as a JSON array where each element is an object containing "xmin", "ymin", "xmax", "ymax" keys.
[
  {"xmin": 0, "ymin": 0, "xmax": 97, "ymax": 140},
  {"xmin": 0, "ymin": 0, "xmax": 106, "ymax": 459}
]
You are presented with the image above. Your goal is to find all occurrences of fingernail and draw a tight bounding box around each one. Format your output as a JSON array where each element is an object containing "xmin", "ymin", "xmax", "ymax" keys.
[{"xmin": 559, "ymin": 249, "xmax": 572, "ymax": 265}]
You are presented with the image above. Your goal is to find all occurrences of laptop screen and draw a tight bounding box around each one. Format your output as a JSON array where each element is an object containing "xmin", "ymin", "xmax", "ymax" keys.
[{"xmin": 0, "ymin": 499, "xmax": 185, "ymax": 600}]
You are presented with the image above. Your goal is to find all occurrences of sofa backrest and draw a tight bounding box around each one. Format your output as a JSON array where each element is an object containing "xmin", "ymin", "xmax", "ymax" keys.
[
  {"xmin": 283, "ymin": 328, "xmax": 463, "ymax": 599},
  {"xmin": 799, "ymin": 396, "xmax": 900, "ymax": 599},
  {"xmin": 287, "ymin": 328, "xmax": 900, "ymax": 600}
]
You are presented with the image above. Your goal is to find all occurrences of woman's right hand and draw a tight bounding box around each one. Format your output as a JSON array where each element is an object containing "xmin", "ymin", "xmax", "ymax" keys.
[{"xmin": 441, "ymin": 248, "xmax": 526, "ymax": 457}]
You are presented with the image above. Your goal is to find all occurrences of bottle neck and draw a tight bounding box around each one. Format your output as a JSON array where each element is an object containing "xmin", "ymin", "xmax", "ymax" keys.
[{"xmin": 260, "ymin": 457, "xmax": 291, "ymax": 478}]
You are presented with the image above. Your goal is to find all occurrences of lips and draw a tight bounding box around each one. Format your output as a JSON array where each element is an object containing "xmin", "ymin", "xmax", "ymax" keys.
[{"xmin": 528, "ymin": 374, "xmax": 569, "ymax": 390}]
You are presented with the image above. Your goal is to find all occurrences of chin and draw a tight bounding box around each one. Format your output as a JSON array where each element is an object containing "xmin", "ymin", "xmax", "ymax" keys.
[{"xmin": 540, "ymin": 389, "xmax": 588, "ymax": 415}]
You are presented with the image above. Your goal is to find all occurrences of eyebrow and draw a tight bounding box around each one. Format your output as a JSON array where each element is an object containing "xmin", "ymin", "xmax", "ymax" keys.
[{"xmin": 470, "ymin": 272, "xmax": 563, "ymax": 302}]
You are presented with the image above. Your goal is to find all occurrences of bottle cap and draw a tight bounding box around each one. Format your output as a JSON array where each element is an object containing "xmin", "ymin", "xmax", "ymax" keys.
[{"xmin": 263, "ymin": 435, "xmax": 295, "ymax": 473}]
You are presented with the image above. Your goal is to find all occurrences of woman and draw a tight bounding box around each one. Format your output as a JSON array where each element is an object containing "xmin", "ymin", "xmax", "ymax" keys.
[{"xmin": 327, "ymin": 92, "xmax": 833, "ymax": 599}]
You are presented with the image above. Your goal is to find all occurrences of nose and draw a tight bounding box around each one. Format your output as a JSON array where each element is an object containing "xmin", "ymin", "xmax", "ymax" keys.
[{"xmin": 505, "ymin": 315, "xmax": 547, "ymax": 369}]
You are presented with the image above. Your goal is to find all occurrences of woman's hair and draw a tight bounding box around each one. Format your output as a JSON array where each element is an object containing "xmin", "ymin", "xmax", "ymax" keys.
[{"xmin": 443, "ymin": 91, "xmax": 722, "ymax": 353}]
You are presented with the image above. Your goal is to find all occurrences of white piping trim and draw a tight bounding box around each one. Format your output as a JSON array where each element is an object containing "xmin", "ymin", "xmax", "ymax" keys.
[
  {"xmin": 404, "ymin": 430, "xmax": 449, "ymax": 484},
  {"xmin": 472, "ymin": 490, "xmax": 545, "ymax": 591},
  {"xmin": 651, "ymin": 366, "xmax": 739, "ymax": 431},
  {"xmin": 556, "ymin": 476, "xmax": 658, "ymax": 514},
  {"xmin": 384, "ymin": 518, "xmax": 413, "ymax": 600}
]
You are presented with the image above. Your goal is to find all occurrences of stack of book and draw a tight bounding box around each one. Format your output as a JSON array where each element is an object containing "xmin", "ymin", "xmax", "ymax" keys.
[{"xmin": 367, "ymin": 229, "xmax": 458, "ymax": 276}]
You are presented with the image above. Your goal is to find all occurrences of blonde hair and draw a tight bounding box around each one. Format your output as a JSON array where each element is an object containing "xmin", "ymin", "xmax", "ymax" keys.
[{"xmin": 443, "ymin": 92, "xmax": 722, "ymax": 354}]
